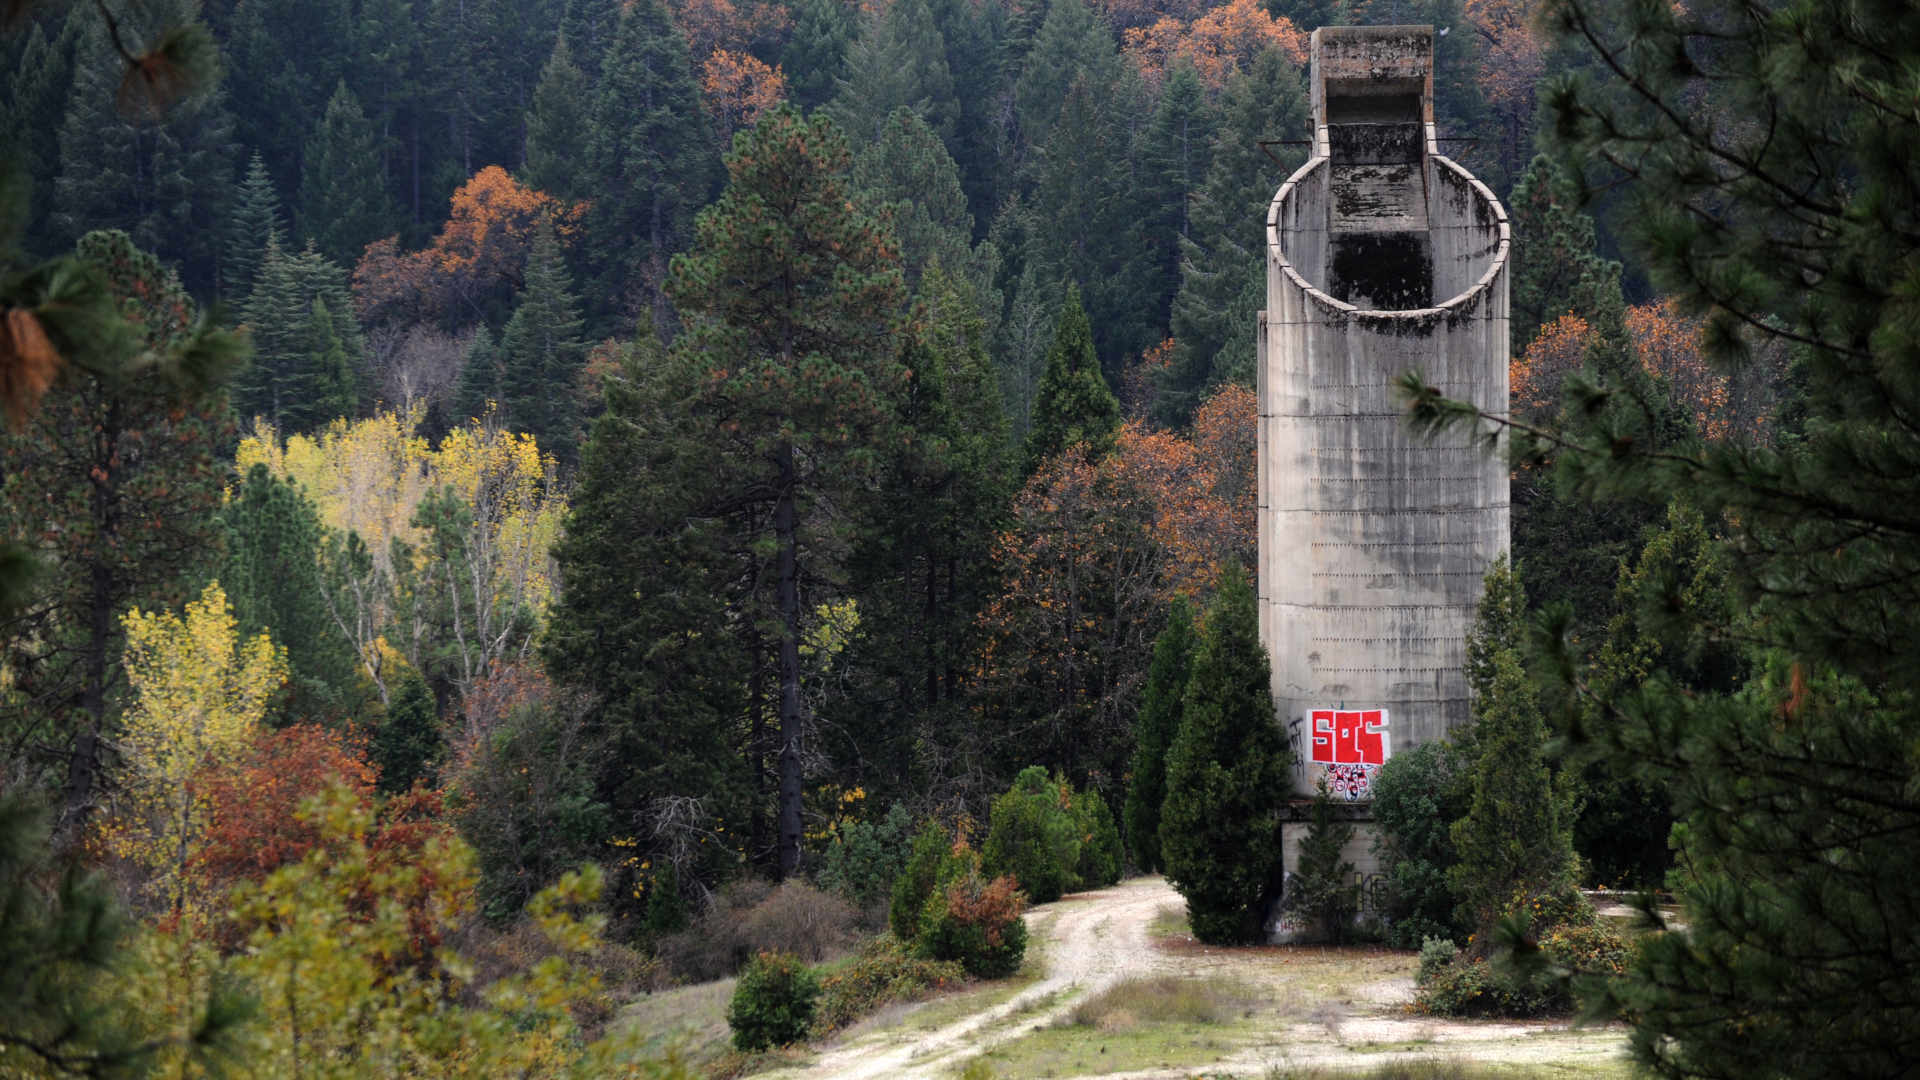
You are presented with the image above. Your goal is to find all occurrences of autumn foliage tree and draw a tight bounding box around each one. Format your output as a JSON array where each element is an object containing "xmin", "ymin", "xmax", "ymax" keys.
[
  {"xmin": 351, "ymin": 167, "xmax": 583, "ymax": 329},
  {"xmin": 1122, "ymin": 0, "xmax": 1306, "ymax": 92}
]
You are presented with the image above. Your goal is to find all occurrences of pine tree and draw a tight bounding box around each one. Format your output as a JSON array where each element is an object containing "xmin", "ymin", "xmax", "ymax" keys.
[
  {"xmin": 1123, "ymin": 597, "xmax": 1195, "ymax": 873},
  {"xmin": 1160, "ymin": 48, "xmax": 1309, "ymax": 427},
  {"xmin": 829, "ymin": 0, "xmax": 959, "ymax": 147},
  {"xmin": 3, "ymin": 15, "xmax": 81, "ymax": 254},
  {"xmin": 226, "ymin": 149, "xmax": 285, "ymax": 303},
  {"xmin": 298, "ymin": 80, "xmax": 392, "ymax": 268},
  {"xmin": 581, "ymin": 0, "xmax": 716, "ymax": 328},
  {"xmin": 221, "ymin": 464, "xmax": 362, "ymax": 726},
  {"xmin": 1022, "ymin": 283, "xmax": 1119, "ymax": 473},
  {"xmin": 1127, "ymin": 61, "xmax": 1218, "ymax": 344},
  {"xmin": 1011, "ymin": 0, "xmax": 1123, "ymax": 150},
  {"xmin": 495, "ymin": 219, "xmax": 586, "ymax": 457},
  {"xmin": 1283, "ymin": 778, "xmax": 1357, "ymax": 944},
  {"xmin": 664, "ymin": 106, "xmax": 909, "ymax": 879},
  {"xmin": 452, "ymin": 325, "xmax": 500, "ymax": 425},
  {"xmin": 373, "ymin": 670, "xmax": 441, "ymax": 794},
  {"xmin": 223, "ymin": 0, "xmax": 354, "ymax": 202},
  {"xmin": 784, "ymin": 0, "xmax": 855, "ymax": 112},
  {"xmin": 0, "ymin": 230, "xmax": 242, "ymax": 830},
  {"xmin": 236, "ymin": 240, "xmax": 362, "ymax": 432},
  {"xmin": 1447, "ymin": 649, "xmax": 1577, "ymax": 936},
  {"xmin": 522, "ymin": 35, "xmax": 592, "ymax": 199},
  {"xmin": 52, "ymin": 0, "xmax": 237, "ymax": 293},
  {"xmin": 1159, "ymin": 564, "xmax": 1289, "ymax": 945},
  {"xmin": 1507, "ymin": 154, "xmax": 1624, "ymax": 353},
  {"xmin": 850, "ymin": 108, "xmax": 989, "ymax": 293}
]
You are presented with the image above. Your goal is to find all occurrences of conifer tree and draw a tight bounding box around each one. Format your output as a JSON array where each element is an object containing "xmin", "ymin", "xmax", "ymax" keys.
[
  {"xmin": 783, "ymin": 0, "xmax": 855, "ymax": 111},
  {"xmin": 851, "ymin": 108, "xmax": 995, "ymax": 304},
  {"xmin": 237, "ymin": 240, "xmax": 362, "ymax": 432},
  {"xmin": 1283, "ymin": 778, "xmax": 1357, "ymax": 944},
  {"xmin": 298, "ymin": 80, "xmax": 392, "ymax": 268},
  {"xmin": 221, "ymin": 464, "xmax": 361, "ymax": 726},
  {"xmin": 226, "ymin": 149, "xmax": 285, "ymax": 302},
  {"xmin": 581, "ymin": 0, "xmax": 716, "ymax": 328},
  {"xmin": 3, "ymin": 15, "xmax": 81, "ymax": 254},
  {"xmin": 1159, "ymin": 564, "xmax": 1289, "ymax": 945},
  {"xmin": 374, "ymin": 670, "xmax": 441, "ymax": 794},
  {"xmin": 1123, "ymin": 597, "xmax": 1195, "ymax": 873},
  {"xmin": 1022, "ymin": 283, "xmax": 1120, "ymax": 473},
  {"xmin": 52, "ymin": 0, "xmax": 237, "ymax": 292},
  {"xmin": 522, "ymin": 35, "xmax": 592, "ymax": 200},
  {"xmin": 1011, "ymin": 0, "xmax": 1123, "ymax": 150},
  {"xmin": 664, "ymin": 106, "xmax": 909, "ymax": 879},
  {"xmin": 1127, "ymin": 61, "xmax": 1218, "ymax": 341},
  {"xmin": 223, "ymin": 0, "xmax": 354, "ymax": 201},
  {"xmin": 829, "ymin": 0, "xmax": 959, "ymax": 146},
  {"xmin": 495, "ymin": 219, "xmax": 586, "ymax": 457},
  {"xmin": 1161, "ymin": 48, "xmax": 1309, "ymax": 426},
  {"xmin": 452, "ymin": 325, "xmax": 500, "ymax": 425},
  {"xmin": 1507, "ymin": 154, "xmax": 1623, "ymax": 353}
]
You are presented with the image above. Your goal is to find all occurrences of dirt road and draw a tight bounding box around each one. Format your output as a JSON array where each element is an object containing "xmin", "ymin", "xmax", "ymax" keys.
[{"xmin": 758, "ymin": 876, "xmax": 1628, "ymax": 1079}]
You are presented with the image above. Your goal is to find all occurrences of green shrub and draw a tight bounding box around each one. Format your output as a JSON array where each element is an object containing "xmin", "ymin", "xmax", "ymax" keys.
[
  {"xmin": 1541, "ymin": 921, "xmax": 1630, "ymax": 977},
  {"xmin": 1123, "ymin": 601, "xmax": 1196, "ymax": 872},
  {"xmin": 1069, "ymin": 787, "xmax": 1123, "ymax": 889},
  {"xmin": 917, "ymin": 872, "xmax": 1028, "ymax": 979},
  {"xmin": 1282, "ymin": 777, "xmax": 1357, "ymax": 943},
  {"xmin": 1416, "ymin": 936, "xmax": 1459, "ymax": 987},
  {"xmin": 1371, "ymin": 742, "xmax": 1469, "ymax": 950},
  {"xmin": 727, "ymin": 951, "xmax": 820, "ymax": 1051},
  {"xmin": 889, "ymin": 820, "xmax": 971, "ymax": 942},
  {"xmin": 812, "ymin": 936, "xmax": 965, "ymax": 1033},
  {"xmin": 819, "ymin": 802, "xmax": 913, "ymax": 913},
  {"xmin": 1415, "ymin": 955, "xmax": 1562, "ymax": 1018},
  {"xmin": 983, "ymin": 767, "xmax": 1081, "ymax": 903}
]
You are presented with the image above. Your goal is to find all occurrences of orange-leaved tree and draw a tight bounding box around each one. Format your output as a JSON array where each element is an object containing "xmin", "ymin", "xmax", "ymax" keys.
[
  {"xmin": 702, "ymin": 49, "xmax": 786, "ymax": 141},
  {"xmin": 1123, "ymin": 0, "xmax": 1306, "ymax": 92},
  {"xmin": 352, "ymin": 167, "xmax": 584, "ymax": 328}
]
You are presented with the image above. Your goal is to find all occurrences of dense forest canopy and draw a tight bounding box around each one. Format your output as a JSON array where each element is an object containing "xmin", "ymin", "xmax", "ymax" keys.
[{"xmin": 3, "ymin": 0, "xmax": 1918, "ymax": 1074}]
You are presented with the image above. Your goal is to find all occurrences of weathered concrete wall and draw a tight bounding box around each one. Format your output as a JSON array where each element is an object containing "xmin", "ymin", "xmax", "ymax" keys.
[{"xmin": 1258, "ymin": 26, "xmax": 1510, "ymax": 810}]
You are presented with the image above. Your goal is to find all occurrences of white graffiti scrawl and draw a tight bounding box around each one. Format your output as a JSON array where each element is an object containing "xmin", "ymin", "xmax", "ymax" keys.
[{"xmin": 1308, "ymin": 708, "xmax": 1390, "ymax": 801}]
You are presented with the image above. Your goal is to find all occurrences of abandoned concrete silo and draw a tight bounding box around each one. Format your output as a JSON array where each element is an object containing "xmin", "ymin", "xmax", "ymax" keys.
[{"xmin": 1257, "ymin": 24, "xmax": 1510, "ymax": 834}]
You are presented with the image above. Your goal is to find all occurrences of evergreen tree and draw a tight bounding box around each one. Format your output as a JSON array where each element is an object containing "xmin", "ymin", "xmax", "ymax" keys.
[
  {"xmin": 0, "ymin": 230, "xmax": 242, "ymax": 830},
  {"xmin": 2, "ymin": 15, "xmax": 81, "ymax": 254},
  {"xmin": 1507, "ymin": 154, "xmax": 1624, "ymax": 353},
  {"xmin": 581, "ymin": 0, "xmax": 716, "ymax": 328},
  {"xmin": 829, "ymin": 0, "xmax": 959, "ymax": 147},
  {"xmin": 1027, "ymin": 73, "xmax": 1153, "ymax": 376},
  {"xmin": 1010, "ymin": 0, "xmax": 1122, "ymax": 151},
  {"xmin": 1127, "ymin": 61, "xmax": 1218, "ymax": 343},
  {"xmin": 374, "ymin": 670, "xmax": 442, "ymax": 794},
  {"xmin": 842, "ymin": 268, "xmax": 1011, "ymax": 805},
  {"xmin": 541, "ymin": 334, "xmax": 753, "ymax": 888},
  {"xmin": 561, "ymin": 0, "xmax": 625, "ymax": 81},
  {"xmin": 851, "ymin": 108, "xmax": 995, "ymax": 302},
  {"xmin": 925, "ymin": 0, "xmax": 1004, "ymax": 229},
  {"xmin": 1371, "ymin": 742, "xmax": 1468, "ymax": 949},
  {"xmin": 522, "ymin": 35, "xmax": 592, "ymax": 199},
  {"xmin": 52, "ymin": 0, "xmax": 237, "ymax": 293},
  {"xmin": 347, "ymin": 0, "xmax": 427, "ymax": 228},
  {"xmin": 226, "ymin": 149, "xmax": 285, "ymax": 302},
  {"xmin": 298, "ymin": 80, "xmax": 392, "ymax": 268},
  {"xmin": 1446, "ymin": 558, "xmax": 1578, "ymax": 935},
  {"xmin": 1123, "ymin": 597, "xmax": 1195, "ymax": 873},
  {"xmin": 663, "ymin": 106, "xmax": 910, "ymax": 879},
  {"xmin": 236, "ymin": 240, "xmax": 362, "ymax": 432},
  {"xmin": 221, "ymin": 464, "xmax": 361, "ymax": 726},
  {"xmin": 1159, "ymin": 564, "xmax": 1289, "ymax": 945},
  {"xmin": 783, "ymin": 0, "xmax": 856, "ymax": 112},
  {"xmin": 495, "ymin": 219, "xmax": 586, "ymax": 456},
  {"xmin": 1282, "ymin": 778, "xmax": 1357, "ymax": 944},
  {"xmin": 223, "ymin": 0, "xmax": 354, "ymax": 202},
  {"xmin": 1021, "ymin": 283, "xmax": 1119, "ymax": 473},
  {"xmin": 1160, "ymin": 48, "xmax": 1309, "ymax": 426},
  {"xmin": 452, "ymin": 325, "xmax": 500, "ymax": 425}
]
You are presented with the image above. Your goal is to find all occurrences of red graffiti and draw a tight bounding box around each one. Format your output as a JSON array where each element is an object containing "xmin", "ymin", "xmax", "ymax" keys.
[{"xmin": 1309, "ymin": 709, "xmax": 1388, "ymax": 766}]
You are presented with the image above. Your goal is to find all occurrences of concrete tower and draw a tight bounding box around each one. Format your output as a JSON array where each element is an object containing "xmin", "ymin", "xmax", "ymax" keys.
[{"xmin": 1258, "ymin": 26, "xmax": 1510, "ymax": 814}]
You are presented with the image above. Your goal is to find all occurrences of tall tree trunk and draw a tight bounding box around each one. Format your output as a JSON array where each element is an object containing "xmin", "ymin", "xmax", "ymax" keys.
[
  {"xmin": 64, "ymin": 410, "xmax": 119, "ymax": 836},
  {"xmin": 775, "ymin": 442, "xmax": 804, "ymax": 880}
]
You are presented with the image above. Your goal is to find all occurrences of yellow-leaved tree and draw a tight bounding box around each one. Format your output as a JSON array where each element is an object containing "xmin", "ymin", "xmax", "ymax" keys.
[
  {"xmin": 111, "ymin": 581, "xmax": 287, "ymax": 920},
  {"xmin": 236, "ymin": 409, "xmax": 565, "ymax": 701}
]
